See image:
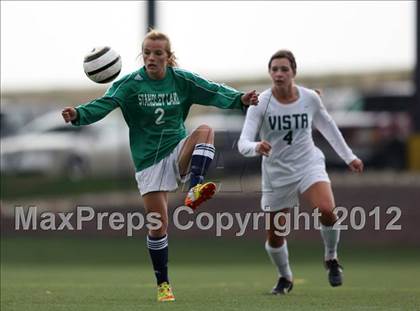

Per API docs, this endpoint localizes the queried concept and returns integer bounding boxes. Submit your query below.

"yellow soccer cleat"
[157,282,175,302]
[184,182,216,210]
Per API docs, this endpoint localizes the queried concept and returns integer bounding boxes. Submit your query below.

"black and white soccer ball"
[83,46,122,84]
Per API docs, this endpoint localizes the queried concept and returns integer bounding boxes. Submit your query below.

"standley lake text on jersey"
[138,93,181,107]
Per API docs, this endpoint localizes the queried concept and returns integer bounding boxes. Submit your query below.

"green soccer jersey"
[73,66,244,172]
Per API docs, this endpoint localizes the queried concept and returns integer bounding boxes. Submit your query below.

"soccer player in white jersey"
[238,50,363,294]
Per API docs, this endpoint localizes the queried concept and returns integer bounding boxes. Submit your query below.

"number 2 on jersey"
[154,108,165,125]
[283,130,293,145]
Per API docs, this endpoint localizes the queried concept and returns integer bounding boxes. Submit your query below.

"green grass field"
[1,237,419,311]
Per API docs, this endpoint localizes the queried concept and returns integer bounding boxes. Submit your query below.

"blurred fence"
[1,172,419,246]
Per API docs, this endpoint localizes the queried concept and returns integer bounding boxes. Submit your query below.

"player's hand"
[256,140,271,157]
[348,158,364,173]
[62,107,78,123]
[241,90,259,106]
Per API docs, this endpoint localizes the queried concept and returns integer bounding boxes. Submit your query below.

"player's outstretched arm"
[312,93,358,165]
[62,107,78,123]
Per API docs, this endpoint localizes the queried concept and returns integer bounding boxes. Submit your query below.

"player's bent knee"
[316,203,335,215]
[148,227,167,238]
[317,206,337,226]
[194,124,214,141]
[196,124,213,132]
[267,232,286,248]
[148,220,168,237]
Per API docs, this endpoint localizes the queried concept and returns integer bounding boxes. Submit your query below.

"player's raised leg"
[178,124,216,209]
[302,181,343,287]
[266,209,294,295]
[143,191,175,302]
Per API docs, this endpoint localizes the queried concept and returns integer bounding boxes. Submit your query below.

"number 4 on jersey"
[283,130,293,145]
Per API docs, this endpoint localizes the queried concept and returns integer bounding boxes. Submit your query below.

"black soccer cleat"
[271,277,293,295]
[325,259,343,287]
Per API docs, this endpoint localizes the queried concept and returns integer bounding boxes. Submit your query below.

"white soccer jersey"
[238,85,356,189]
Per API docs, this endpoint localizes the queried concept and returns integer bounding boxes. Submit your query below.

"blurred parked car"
[1,110,133,179]
[187,88,414,173]
[316,91,413,169]
[0,102,45,138]
[3,87,410,181]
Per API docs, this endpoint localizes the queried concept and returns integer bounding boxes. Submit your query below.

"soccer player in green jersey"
[62,30,258,302]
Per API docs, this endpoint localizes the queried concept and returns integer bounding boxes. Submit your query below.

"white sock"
[265,240,293,281]
[320,224,340,261]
